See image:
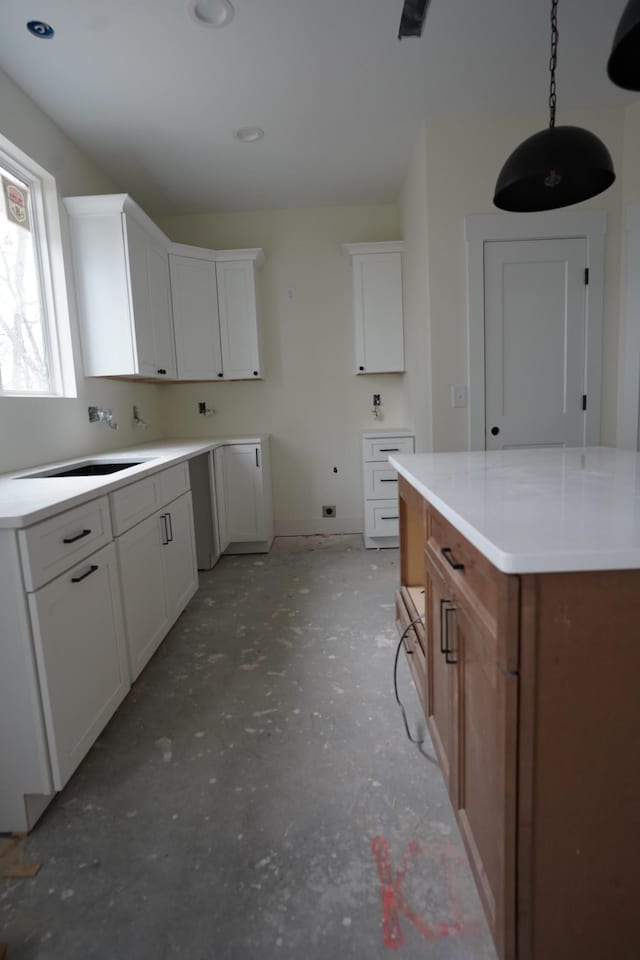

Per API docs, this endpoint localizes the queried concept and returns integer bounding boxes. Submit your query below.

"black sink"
[23,460,144,478]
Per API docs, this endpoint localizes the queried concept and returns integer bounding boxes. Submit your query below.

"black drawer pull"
[439,599,458,664]
[63,528,91,544]
[379,447,400,452]
[379,478,397,483]
[441,547,464,571]
[166,512,173,542]
[71,564,98,583]
[381,515,399,521]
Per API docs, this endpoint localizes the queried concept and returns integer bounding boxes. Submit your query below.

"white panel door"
[123,215,156,377]
[147,244,177,378]
[354,253,404,373]
[216,261,261,380]
[222,444,264,542]
[484,238,587,450]
[28,543,129,790]
[117,511,170,680]
[170,254,223,380]
[162,491,198,620]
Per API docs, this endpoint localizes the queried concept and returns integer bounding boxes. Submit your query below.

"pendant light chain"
[548,0,559,128]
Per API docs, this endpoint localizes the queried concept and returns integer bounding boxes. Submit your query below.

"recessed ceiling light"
[188,0,234,28]
[26,20,55,38]
[235,127,264,143]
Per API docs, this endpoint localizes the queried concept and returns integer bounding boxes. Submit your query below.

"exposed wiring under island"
[393,614,438,765]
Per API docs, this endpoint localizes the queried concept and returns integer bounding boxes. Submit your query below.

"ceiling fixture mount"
[608,0,640,91]
[398,0,432,39]
[26,20,55,39]
[493,0,615,212]
[235,127,264,143]
[188,0,234,29]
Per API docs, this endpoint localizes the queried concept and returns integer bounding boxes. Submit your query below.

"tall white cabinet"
[344,242,406,374]
[169,245,264,381]
[65,194,177,379]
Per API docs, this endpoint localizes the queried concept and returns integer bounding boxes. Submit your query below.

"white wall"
[0,69,165,473]
[421,107,625,450]
[399,125,433,453]
[157,205,407,536]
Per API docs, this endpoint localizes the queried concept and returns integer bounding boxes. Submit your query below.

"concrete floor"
[1,535,497,960]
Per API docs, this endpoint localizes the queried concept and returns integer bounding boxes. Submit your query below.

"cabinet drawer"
[110,475,163,535]
[365,499,400,537]
[363,435,414,461]
[19,497,112,591]
[364,462,399,499]
[395,587,427,711]
[426,506,519,672]
[159,461,190,505]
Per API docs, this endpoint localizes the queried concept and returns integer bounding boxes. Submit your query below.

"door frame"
[465,210,607,450]
[618,202,640,450]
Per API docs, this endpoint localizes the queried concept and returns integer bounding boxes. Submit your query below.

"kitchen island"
[390,447,640,960]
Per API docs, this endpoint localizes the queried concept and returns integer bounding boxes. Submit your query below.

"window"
[0,137,75,397]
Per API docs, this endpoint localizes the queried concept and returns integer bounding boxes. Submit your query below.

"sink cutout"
[23,460,145,478]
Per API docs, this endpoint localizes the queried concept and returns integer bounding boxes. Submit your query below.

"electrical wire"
[394,615,438,765]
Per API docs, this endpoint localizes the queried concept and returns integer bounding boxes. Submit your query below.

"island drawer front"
[426,506,519,673]
[159,462,190,506]
[19,497,112,592]
[110,475,163,535]
[365,499,401,537]
[363,436,414,461]
[364,462,399,499]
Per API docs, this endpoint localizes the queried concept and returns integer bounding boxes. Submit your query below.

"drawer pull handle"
[166,512,173,542]
[381,515,399,521]
[71,564,99,583]
[439,598,458,664]
[161,514,169,546]
[63,528,92,544]
[379,478,397,483]
[441,547,464,571]
[379,447,400,452]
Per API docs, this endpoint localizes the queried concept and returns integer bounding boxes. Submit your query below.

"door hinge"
[582,394,587,411]
[584,267,590,285]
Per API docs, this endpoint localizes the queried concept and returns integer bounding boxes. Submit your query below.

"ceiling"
[0,0,634,215]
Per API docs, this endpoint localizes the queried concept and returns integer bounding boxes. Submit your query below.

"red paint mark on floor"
[370,836,483,950]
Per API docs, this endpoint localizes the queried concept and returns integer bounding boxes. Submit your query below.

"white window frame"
[0,133,76,398]
[465,210,606,450]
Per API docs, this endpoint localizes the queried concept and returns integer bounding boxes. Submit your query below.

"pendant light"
[493,0,615,212]
[608,0,640,90]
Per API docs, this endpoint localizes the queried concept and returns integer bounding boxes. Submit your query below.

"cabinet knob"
[157,368,166,375]
[490,426,500,436]
[218,372,224,378]
[253,371,259,376]
[359,365,365,371]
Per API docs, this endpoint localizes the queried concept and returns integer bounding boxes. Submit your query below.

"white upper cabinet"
[169,244,264,382]
[344,242,406,374]
[64,194,176,379]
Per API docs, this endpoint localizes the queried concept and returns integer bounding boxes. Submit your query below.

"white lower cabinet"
[28,542,129,789]
[214,439,273,554]
[115,484,198,681]
[362,430,415,548]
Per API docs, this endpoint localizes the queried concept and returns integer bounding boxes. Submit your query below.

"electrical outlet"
[322,505,336,518]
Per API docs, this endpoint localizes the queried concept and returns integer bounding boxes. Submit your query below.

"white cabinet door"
[216,260,261,380]
[213,446,230,553]
[117,512,171,680]
[353,252,404,374]
[220,443,265,542]
[170,254,223,380]
[123,214,157,378]
[147,243,177,379]
[28,542,129,790]
[162,491,198,619]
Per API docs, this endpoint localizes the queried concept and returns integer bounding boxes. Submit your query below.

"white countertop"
[0,437,267,529]
[390,446,640,574]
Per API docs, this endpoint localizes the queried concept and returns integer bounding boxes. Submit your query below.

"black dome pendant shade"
[494,125,616,212]
[608,0,640,90]
[493,0,615,212]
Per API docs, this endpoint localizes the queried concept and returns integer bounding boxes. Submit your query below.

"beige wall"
[399,125,433,453]
[0,69,165,474]
[422,107,625,450]
[157,205,407,536]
